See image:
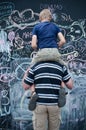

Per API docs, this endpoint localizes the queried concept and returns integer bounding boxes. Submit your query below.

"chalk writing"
[0,1,86,130]
[9,9,39,29]
[0,2,15,19]
[40,3,63,11]
[0,88,11,116]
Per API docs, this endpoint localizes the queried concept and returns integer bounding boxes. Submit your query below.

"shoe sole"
[28,94,39,111]
[58,88,66,107]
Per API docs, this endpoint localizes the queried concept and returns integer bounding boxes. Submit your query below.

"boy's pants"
[31,48,65,66]
[32,105,61,130]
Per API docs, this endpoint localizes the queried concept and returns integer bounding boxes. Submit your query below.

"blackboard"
[0,0,86,130]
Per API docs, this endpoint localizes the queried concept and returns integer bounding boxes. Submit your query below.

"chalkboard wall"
[0,0,86,130]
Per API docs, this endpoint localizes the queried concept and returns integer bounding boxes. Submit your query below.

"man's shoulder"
[33,61,64,67]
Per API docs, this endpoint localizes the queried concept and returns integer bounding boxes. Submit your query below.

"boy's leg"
[31,48,66,65]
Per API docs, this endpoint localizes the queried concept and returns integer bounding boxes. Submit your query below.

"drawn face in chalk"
[67,21,85,41]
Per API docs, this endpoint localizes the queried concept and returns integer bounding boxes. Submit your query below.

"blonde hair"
[39,9,52,21]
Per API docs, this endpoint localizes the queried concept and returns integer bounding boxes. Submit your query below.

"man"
[22,61,73,130]
[27,9,66,110]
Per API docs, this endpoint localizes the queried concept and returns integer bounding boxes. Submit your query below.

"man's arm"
[64,78,73,90]
[22,70,31,90]
[31,35,37,50]
[57,32,66,48]
[62,66,73,90]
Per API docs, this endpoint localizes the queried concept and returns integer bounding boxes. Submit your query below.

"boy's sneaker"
[58,87,68,107]
[28,92,38,111]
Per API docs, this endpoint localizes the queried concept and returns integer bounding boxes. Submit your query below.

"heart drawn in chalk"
[9,9,39,29]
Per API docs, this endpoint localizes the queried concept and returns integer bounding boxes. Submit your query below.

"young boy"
[25,9,66,111]
[31,9,66,65]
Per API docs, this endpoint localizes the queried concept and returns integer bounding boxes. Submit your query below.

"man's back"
[24,61,71,105]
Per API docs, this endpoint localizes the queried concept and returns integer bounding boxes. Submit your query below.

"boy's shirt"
[32,21,61,49]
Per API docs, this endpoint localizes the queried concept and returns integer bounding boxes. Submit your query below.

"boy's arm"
[31,35,37,50]
[57,32,66,48]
